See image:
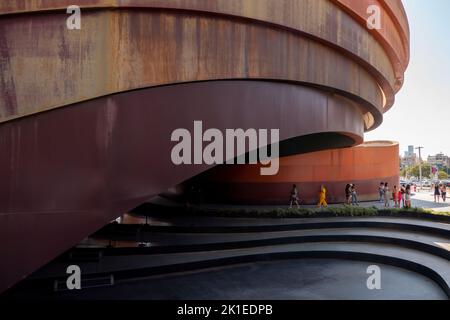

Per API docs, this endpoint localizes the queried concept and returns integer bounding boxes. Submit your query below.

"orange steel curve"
[177,141,400,204]
[0,1,409,292]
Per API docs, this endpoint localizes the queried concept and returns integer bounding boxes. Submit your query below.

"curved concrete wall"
[178,141,400,205]
[0,1,409,292]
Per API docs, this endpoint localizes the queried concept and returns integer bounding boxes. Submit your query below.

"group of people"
[433,183,447,202]
[379,182,412,208]
[289,184,355,208]
[289,181,448,209]
[345,184,359,206]
[289,181,418,209]
[289,184,328,208]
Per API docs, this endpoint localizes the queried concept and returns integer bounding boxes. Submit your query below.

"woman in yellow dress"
[317,185,328,207]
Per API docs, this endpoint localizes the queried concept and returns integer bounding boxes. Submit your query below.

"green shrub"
[186,204,449,219]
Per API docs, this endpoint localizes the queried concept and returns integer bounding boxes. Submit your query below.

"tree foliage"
[401,162,449,180]
[401,163,432,178]
[438,171,449,180]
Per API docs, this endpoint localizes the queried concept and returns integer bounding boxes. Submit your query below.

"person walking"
[289,184,300,208]
[351,184,359,206]
[379,182,385,203]
[441,184,447,202]
[404,185,412,208]
[383,182,390,207]
[400,185,406,208]
[434,183,441,203]
[317,185,328,208]
[392,185,399,208]
[345,184,352,205]
[397,187,403,208]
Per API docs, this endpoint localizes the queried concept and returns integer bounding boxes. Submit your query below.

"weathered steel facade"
[176,141,400,205]
[0,1,409,292]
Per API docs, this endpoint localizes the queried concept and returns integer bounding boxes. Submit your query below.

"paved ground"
[116,214,450,229]
[233,190,450,211]
[145,193,450,213]
[332,190,450,212]
[9,214,450,300]
[10,196,450,300]
[410,190,450,212]
[30,259,447,300]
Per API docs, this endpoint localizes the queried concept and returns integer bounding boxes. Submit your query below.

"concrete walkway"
[117,213,450,229]
[23,259,447,300]
[411,190,450,212]
[9,214,450,300]
[27,216,450,295]
[146,193,450,213]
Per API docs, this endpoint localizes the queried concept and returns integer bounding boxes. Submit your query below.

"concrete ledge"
[98,217,450,236]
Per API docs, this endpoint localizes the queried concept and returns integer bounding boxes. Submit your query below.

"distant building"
[427,153,450,169]
[401,145,418,169]
[407,145,414,155]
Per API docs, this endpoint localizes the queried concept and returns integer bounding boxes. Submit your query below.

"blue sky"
[365,0,450,158]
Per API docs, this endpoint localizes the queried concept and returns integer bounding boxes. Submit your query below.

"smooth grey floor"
[11,215,449,300]
[41,259,447,300]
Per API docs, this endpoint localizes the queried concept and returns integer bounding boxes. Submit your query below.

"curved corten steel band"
[0,1,410,293]
[1,10,383,128]
[0,0,408,84]
[0,0,409,123]
[0,80,364,291]
[176,141,400,205]
[331,0,409,94]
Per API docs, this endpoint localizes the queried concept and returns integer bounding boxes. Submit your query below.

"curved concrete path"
[7,215,450,300]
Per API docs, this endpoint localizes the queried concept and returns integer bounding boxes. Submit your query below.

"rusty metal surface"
[0,1,410,124]
[0,0,410,80]
[331,0,409,95]
[0,80,364,292]
[179,141,400,204]
[0,10,384,128]
[382,0,410,40]
[0,0,410,293]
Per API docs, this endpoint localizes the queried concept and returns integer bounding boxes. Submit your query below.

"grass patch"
[186,205,450,220]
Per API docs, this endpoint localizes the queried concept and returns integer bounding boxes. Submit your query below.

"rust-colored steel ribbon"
[176,141,400,205]
[0,0,409,292]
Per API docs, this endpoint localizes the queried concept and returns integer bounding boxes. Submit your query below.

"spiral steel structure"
[0,0,409,292]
